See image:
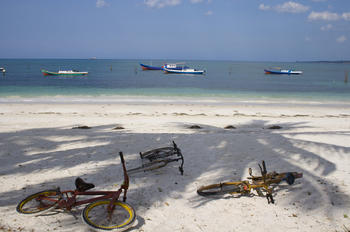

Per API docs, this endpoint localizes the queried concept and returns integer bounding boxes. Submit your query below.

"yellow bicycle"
[197,161,303,204]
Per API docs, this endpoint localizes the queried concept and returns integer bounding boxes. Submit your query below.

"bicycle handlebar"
[119,152,125,164]
[262,161,267,175]
[172,141,178,150]
[119,152,129,191]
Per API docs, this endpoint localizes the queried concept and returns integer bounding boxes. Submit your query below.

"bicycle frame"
[248,161,302,203]
[37,152,129,212]
[56,189,123,211]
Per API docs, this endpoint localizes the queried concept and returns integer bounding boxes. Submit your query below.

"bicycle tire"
[128,160,167,173]
[141,147,175,161]
[16,189,60,215]
[82,200,136,231]
[197,183,242,196]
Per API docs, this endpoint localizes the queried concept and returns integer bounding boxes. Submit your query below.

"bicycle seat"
[283,173,295,185]
[75,177,95,192]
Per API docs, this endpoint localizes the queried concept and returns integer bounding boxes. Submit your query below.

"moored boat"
[163,67,205,75]
[162,63,184,70]
[140,63,163,70]
[140,63,184,70]
[41,69,88,76]
[264,68,303,75]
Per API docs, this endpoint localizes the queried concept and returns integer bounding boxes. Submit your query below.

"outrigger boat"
[41,69,88,76]
[264,68,303,75]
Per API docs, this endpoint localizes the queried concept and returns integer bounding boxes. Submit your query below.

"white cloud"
[259,4,270,11]
[342,12,350,21]
[308,11,340,21]
[144,0,181,8]
[190,0,203,3]
[205,10,213,16]
[320,24,332,31]
[336,35,346,43]
[275,1,309,13]
[259,2,308,13]
[96,0,108,8]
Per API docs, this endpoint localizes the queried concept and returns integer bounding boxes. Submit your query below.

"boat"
[162,63,184,70]
[163,66,205,75]
[41,69,88,76]
[140,63,184,71]
[264,68,303,75]
[140,63,163,70]
[0,67,5,73]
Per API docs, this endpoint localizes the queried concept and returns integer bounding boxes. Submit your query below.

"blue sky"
[0,0,349,61]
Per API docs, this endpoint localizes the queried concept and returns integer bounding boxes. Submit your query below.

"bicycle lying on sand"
[128,141,184,175]
[197,160,303,204]
[16,152,136,231]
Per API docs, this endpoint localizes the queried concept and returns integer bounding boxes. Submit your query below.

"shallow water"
[0,59,349,101]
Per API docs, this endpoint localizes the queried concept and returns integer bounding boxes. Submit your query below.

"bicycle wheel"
[141,147,174,161]
[16,189,60,214]
[82,200,136,231]
[128,160,167,174]
[197,183,242,196]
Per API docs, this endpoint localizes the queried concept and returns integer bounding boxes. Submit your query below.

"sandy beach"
[0,97,350,232]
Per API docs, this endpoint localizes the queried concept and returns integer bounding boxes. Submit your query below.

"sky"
[0,0,349,61]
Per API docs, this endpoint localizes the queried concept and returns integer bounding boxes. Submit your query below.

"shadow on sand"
[0,120,349,230]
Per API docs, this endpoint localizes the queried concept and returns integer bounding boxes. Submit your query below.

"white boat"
[41,69,88,76]
[162,63,185,70]
[0,67,5,73]
[264,68,303,75]
[163,67,205,75]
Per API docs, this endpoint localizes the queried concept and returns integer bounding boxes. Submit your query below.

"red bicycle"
[16,152,136,231]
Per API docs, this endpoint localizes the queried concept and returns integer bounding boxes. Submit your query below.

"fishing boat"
[41,69,88,76]
[140,63,163,70]
[140,63,184,71]
[163,67,205,75]
[0,67,5,73]
[162,63,183,70]
[264,68,303,75]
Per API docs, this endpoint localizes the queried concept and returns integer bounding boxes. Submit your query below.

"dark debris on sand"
[188,125,202,129]
[72,126,91,129]
[113,126,125,130]
[267,125,282,129]
[224,125,236,129]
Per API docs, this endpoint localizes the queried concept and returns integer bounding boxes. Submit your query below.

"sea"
[0,59,349,103]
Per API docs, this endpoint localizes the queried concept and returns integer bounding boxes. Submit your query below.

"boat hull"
[140,64,162,70]
[264,69,302,75]
[163,68,205,75]
[41,69,88,76]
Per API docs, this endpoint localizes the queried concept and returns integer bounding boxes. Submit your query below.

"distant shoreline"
[296,60,350,63]
[1,58,350,63]
[1,95,350,108]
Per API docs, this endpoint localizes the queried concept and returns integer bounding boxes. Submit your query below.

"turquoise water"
[0,59,349,101]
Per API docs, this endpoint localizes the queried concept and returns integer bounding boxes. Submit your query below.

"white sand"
[0,97,350,232]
